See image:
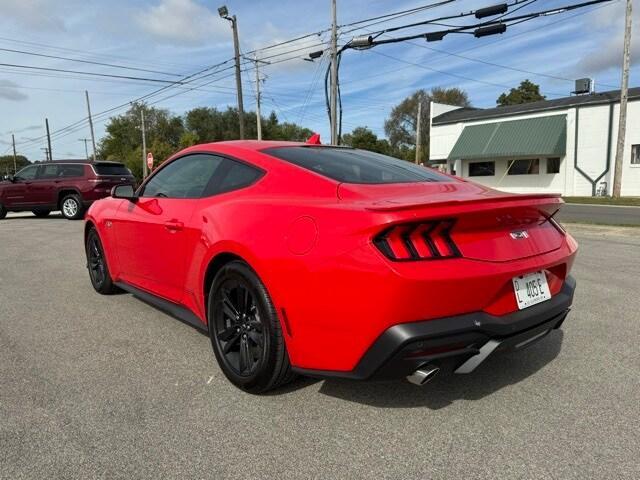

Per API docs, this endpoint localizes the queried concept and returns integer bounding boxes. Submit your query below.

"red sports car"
[85,141,577,393]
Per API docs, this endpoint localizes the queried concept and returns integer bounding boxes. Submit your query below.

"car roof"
[31,160,125,165]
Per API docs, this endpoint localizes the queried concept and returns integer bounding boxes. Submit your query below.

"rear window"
[94,163,131,176]
[263,146,448,184]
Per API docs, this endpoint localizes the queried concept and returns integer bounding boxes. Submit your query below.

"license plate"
[512,271,551,310]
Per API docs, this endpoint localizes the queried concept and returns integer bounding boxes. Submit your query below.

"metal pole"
[230,16,245,139]
[141,109,148,179]
[415,101,422,164]
[45,118,52,161]
[612,0,633,198]
[79,139,89,159]
[11,133,17,173]
[85,90,97,162]
[330,0,338,145]
[255,54,262,141]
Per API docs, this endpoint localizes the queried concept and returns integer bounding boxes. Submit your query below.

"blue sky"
[0,0,638,161]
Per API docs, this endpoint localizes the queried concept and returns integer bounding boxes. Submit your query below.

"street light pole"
[219,6,245,140]
[330,0,338,145]
[612,0,633,198]
[141,108,148,179]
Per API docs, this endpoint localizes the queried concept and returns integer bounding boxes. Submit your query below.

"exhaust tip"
[406,364,440,386]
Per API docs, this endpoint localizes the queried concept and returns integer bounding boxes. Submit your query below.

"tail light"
[373,219,461,261]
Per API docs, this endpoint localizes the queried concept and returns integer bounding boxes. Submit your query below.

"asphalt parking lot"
[1,214,639,479]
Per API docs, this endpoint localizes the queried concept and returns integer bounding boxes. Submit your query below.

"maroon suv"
[0,160,135,220]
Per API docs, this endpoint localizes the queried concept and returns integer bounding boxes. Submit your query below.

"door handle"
[164,220,184,232]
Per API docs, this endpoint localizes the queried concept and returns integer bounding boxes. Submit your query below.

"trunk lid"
[338,181,565,263]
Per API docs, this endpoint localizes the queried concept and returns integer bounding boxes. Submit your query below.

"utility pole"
[85,90,97,161]
[330,0,339,145]
[415,101,422,164]
[141,108,148,179]
[219,7,245,139]
[45,118,52,161]
[248,54,271,141]
[78,138,90,159]
[41,148,50,162]
[613,0,633,198]
[11,133,17,173]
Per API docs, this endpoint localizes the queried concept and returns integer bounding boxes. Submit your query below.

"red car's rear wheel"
[208,260,295,393]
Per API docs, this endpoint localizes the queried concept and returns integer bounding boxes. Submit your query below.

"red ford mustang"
[85,141,577,393]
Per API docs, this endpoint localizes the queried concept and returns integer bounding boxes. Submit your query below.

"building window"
[632,145,640,165]
[468,161,495,176]
[508,158,539,175]
[547,157,561,174]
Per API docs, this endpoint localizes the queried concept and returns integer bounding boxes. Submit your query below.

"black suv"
[0,160,135,220]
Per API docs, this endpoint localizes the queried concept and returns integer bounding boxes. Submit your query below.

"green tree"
[0,154,29,175]
[341,127,390,154]
[98,103,184,179]
[497,79,546,106]
[384,87,470,162]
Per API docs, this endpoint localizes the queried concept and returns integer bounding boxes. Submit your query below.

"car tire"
[0,204,6,219]
[208,260,296,393]
[32,209,51,218]
[60,194,84,220]
[85,227,119,295]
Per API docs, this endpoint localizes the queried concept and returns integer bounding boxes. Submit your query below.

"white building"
[429,88,640,197]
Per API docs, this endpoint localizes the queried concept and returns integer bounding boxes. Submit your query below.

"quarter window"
[468,161,495,177]
[632,145,640,165]
[508,159,539,175]
[15,165,38,180]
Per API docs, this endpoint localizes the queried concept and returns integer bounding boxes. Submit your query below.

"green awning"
[448,114,566,160]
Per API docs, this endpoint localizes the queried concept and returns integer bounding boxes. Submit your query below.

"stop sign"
[146,152,154,171]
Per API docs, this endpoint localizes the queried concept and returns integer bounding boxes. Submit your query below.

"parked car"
[0,160,135,220]
[84,141,577,393]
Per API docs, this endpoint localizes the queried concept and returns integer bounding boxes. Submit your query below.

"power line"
[0,47,181,76]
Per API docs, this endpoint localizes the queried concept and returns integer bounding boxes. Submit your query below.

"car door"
[31,164,59,206]
[113,153,224,304]
[3,165,39,207]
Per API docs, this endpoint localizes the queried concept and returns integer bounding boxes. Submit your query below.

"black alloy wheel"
[85,228,118,294]
[208,261,295,393]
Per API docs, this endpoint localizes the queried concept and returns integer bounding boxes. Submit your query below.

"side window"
[15,165,38,180]
[205,158,264,196]
[38,164,60,179]
[142,154,223,199]
[59,164,85,178]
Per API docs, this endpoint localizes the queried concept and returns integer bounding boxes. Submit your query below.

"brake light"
[373,219,461,261]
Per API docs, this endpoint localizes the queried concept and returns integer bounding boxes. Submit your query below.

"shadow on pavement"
[4,213,64,220]
[316,329,564,409]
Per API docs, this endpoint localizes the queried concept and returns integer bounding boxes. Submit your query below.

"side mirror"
[3,174,14,182]
[111,184,138,201]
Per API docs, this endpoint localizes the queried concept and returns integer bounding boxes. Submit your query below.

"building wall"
[431,100,640,196]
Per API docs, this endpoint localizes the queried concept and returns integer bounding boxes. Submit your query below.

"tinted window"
[59,164,85,177]
[546,157,560,174]
[631,145,640,165]
[38,164,59,179]
[263,147,448,184]
[94,163,131,176]
[205,159,264,196]
[142,154,223,198]
[508,159,539,175]
[15,165,38,180]
[468,161,495,177]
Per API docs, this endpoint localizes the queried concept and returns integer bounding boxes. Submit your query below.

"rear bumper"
[293,275,575,380]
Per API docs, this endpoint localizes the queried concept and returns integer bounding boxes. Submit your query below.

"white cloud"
[135,0,228,46]
[2,0,65,31]
[0,80,28,102]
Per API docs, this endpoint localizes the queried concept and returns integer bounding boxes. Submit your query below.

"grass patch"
[562,196,640,207]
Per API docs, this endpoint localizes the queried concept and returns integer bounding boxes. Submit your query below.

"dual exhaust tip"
[406,364,440,386]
